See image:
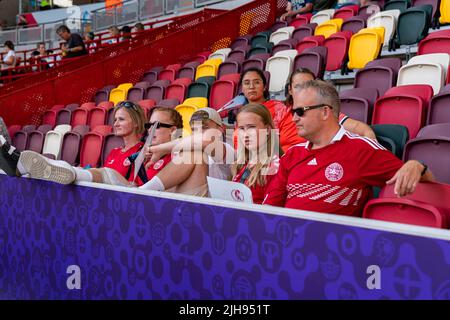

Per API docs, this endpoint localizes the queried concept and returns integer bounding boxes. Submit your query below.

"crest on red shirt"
[231,189,245,202]
[153,159,164,170]
[325,162,344,182]
[123,158,131,166]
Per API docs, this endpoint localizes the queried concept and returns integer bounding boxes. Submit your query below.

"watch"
[418,160,428,176]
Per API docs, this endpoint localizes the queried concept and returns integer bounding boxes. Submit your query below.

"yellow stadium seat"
[195,59,222,80]
[347,28,384,70]
[314,18,344,39]
[439,0,450,24]
[109,83,133,105]
[175,98,208,136]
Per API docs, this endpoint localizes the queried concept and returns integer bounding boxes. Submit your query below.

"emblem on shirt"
[325,162,344,182]
[123,158,131,166]
[153,159,164,170]
[231,189,245,202]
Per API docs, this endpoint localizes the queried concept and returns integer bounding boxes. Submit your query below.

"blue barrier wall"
[0,174,449,299]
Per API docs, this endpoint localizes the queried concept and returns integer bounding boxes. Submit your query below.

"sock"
[139,176,165,191]
[73,167,93,182]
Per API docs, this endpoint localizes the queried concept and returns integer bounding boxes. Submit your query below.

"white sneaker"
[19,151,76,184]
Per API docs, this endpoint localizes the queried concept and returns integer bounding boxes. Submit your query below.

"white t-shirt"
[1,50,15,70]
[208,142,235,181]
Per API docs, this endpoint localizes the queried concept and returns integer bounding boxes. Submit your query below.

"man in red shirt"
[263,80,434,216]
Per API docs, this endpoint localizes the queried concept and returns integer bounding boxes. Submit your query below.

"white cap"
[190,107,222,127]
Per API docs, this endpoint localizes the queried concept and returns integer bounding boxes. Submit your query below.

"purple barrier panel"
[0,174,449,300]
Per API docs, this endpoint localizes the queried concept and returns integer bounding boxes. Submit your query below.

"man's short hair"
[56,25,70,34]
[299,80,340,117]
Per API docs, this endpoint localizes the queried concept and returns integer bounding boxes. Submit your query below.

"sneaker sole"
[20,151,75,184]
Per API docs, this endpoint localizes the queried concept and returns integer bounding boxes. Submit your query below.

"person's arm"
[280,2,293,21]
[386,160,435,197]
[342,118,376,140]
[262,155,288,207]
[3,55,15,66]
[292,2,313,15]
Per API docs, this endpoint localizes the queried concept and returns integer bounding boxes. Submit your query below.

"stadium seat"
[146,80,171,104]
[230,35,252,50]
[296,35,325,53]
[367,10,401,46]
[195,59,222,80]
[439,0,450,25]
[97,101,114,110]
[56,108,72,125]
[311,9,336,25]
[363,197,447,228]
[272,39,298,55]
[340,87,379,123]
[138,99,157,119]
[371,124,409,158]
[403,123,450,184]
[158,64,182,82]
[294,46,327,79]
[418,30,450,57]
[242,53,271,71]
[333,5,359,20]
[292,23,317,42]
[101,134,124,165]
[127,82,152,103]
[372,84,433,138]
[412,0,440,27]
[70,103,96,127]
[109,83,133,105]
[226,48,249,63]
[323,31,352,71]
[60,125,90,165]
[7,125,21,141]
[194,51,212,64]
[314,18,344,39]
[42,104,65,127]
[383,0,410,13]
[271,20,288,32]
[341,15,366,34]
[269,26,295,45]
[210,78,238,117]
[178,61,201,81]
[428,86,450,124]
[251,31,272,48]
[248,44,273,57]
[397,53,448,94]
[157,99,180,109]
[289,13,313,28]
[27,125,53,153]
[347,28,384,70]
[266,51,296,93]
[209,48,232,62]
[358,4,381,20]
[217,61,241,79]
[94,85,115,105]
[42,124,72,159]
[377,181,450,227]
[354,57,402,95]
[89,107,109,128]
[142,66,164,84]
[391,5,431,50]
[175,98,208,136]
[165,78,192,102]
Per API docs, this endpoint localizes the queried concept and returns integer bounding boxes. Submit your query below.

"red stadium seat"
[295,35,325,54]
[89,107,108,128]
[7,125,22,140]
[333,5,359,21]
[146,80,171,104]
[323,31,352,71]
[102,133,124,165]
[97,101,114,110]
[60,125,90,165]
[27,125,52,153]
[210,79,238,117]
[289,13,313,28]
[165,78,192,102]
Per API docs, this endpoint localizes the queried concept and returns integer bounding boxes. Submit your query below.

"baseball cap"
[190,107,222,127]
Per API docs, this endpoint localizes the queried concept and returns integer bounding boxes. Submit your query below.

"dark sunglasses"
[291,103,331,117]
[117,101,139,111]
[145,121,174,129]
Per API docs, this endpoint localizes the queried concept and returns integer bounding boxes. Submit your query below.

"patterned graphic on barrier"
[0,175,449,299]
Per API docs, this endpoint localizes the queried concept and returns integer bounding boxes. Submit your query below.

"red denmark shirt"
[263,127,403,217]
[144,154,172,182]
[103,142,143,183]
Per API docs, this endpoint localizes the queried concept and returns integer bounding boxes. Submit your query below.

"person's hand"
[280,12,288,21]
[386,160,424,197]
[144,145,165,168]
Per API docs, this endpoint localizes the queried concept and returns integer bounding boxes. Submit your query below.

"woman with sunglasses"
[0,101,163,186]
[238,68,305,153]
[231,103,282,204]
[285,68,376,139]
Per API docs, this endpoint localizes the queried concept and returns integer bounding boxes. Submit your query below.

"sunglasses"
[145,121,174,129]
[117,101,139,111]
[291,103,331,117]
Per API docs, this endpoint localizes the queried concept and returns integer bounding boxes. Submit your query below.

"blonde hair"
[233,103,282,188]
[113,102,146,136]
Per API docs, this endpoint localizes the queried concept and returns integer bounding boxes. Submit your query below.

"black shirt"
[66,33,88,58]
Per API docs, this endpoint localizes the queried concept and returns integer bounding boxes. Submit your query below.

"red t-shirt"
[144,154,172,182]
[232,158,279,204]
[263,127,404,217]
[103,142,143,182]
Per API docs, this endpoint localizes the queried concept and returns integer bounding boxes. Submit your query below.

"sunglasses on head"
[117,101,139,111]
[291,103,331,117]
[145,121,174,130]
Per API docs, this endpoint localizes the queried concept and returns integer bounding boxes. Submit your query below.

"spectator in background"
[107,26,120,44]
[84,31,97,50]
[280,0,314,22]
[133,22,145,33]
[56,25,87,58]
[121,25,132,41]
[1,41,16,71]
[313,0,337,12]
